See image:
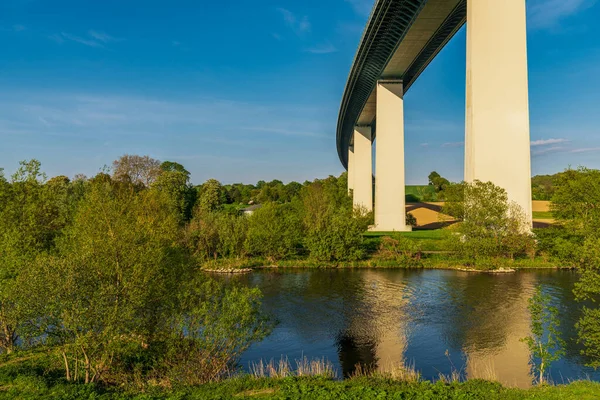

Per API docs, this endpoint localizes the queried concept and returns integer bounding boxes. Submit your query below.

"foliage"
[0,160,74,353]
[20,179,188,384]
[0,159,272,389]
[112,154,161,187]
[521,285,565,384]
[162,278,273,385]
[376,234,422,267]
[185,211,249,262]
[428,171,450,193]
[245,203,303,261]
[551,168,600,236]
[406,212,417,227]
[550,168,600,368]
[443,181,534,263]
[301,180,371,262]
[197,178,226,213]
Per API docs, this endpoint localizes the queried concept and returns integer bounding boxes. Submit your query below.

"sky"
[1,0,599,185]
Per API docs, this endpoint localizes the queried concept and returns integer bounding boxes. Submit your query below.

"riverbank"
[3,364,599,400]
[200,255,564,274]
[201,228,567,273]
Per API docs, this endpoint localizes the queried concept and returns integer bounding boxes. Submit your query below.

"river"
[219,269,599,388]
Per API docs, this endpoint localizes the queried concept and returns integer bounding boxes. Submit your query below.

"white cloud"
[532,146,567,156]
[531,138,569,146]
[441,142,464,148]
[528,0,596,30]
[49,30,119,48]
[305,42,338,54]
[570,147,600,153]
[277,8,311,36]
[13,24,26,32]
[88,30,118,43]
[345,0,374,17]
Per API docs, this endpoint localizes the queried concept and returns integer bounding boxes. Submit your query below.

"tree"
[521,285,565,384]
[550,168,600,367]
[197,179,226,213]
[22,179,187,383]
[153,162,196,222]
[552,168,600,237]
[245,203,303,261]
[0,160,73,353]
[112,154,161,187]
[443,180,533,263]
[428,171,450,193]
[301,181,370,262]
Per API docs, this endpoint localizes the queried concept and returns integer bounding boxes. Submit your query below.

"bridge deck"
[337,0,466,167]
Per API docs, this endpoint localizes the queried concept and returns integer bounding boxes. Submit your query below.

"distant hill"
[406,185,437,202]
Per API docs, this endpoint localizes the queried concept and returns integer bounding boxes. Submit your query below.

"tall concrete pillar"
[465,0,532,225]
[353,126,373,211]
[348,142,355,195]
[373,80,410,231]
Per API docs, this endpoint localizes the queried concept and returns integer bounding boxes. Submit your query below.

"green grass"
[1,359,599,400]
[364,229,447,252]
[532,211,554,220]
[406,185,437,202]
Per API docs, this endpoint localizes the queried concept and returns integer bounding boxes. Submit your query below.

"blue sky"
[1,0,599,184]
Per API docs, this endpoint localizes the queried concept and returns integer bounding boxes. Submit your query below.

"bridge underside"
[338,0,466,168]
[339,0,532,231]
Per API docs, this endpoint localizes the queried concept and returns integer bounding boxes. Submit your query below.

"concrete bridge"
[339,0,532,231]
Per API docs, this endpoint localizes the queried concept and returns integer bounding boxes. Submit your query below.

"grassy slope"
[406,185,437,201]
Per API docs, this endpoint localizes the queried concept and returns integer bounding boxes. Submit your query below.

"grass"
[405,185,437,202]
[364,229,448,252]
[533,211,554,220]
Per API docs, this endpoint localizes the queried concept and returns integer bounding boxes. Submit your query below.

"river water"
[221,269,599,388]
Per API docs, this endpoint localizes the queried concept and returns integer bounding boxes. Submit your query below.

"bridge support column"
[353,126,373,211]
[348,143,355,195]
[465,0,532,226]
[373,80,410,232]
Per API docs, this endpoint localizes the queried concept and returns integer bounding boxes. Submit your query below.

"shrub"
[185,212,249,262]
[304,208,370,262]
[443,181,533,264]
[376,234,422,267]
[245,203,303,261]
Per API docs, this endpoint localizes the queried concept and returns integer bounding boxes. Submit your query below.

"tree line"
[0,155,374,387]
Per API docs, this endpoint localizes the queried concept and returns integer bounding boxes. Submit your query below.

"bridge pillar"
[353,126,373,211]
[465,0,532,225]
[372,80,410,232]
[348,143,355,195]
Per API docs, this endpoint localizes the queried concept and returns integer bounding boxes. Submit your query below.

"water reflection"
[226,269,599,388]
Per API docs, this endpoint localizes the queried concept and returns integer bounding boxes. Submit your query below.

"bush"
[443,181,534,264]
[304,208,370,262]
[376,234,422,267]
[185,211,249,262]
[245,203,303,261]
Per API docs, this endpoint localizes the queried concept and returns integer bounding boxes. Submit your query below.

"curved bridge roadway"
[337,0,532,232]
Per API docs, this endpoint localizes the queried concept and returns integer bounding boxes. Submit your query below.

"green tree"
[245,203,303,261]
[301,181,370,262]
[22,179,188,383]
[550,168,600,367]
[521,285,565,384]
[443,180,533,263]
[152,161,196,222]
[428,171,450,193]
[0,160,73,353]
[197,179,226,213]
